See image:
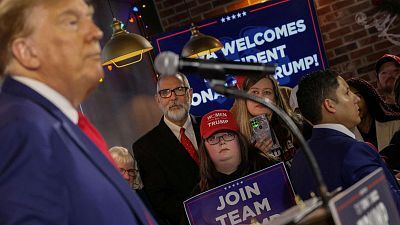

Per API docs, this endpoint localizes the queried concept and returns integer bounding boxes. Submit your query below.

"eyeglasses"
[158,87,189,98]
[248,89,274,98]
[119,168,137,177]
[206,132,236,145]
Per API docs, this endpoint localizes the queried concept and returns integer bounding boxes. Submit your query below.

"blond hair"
[109,146,144,189]
[109,146,134,165]
[0,0,91,75]
[231,75,302,152]
[0,0,48,75]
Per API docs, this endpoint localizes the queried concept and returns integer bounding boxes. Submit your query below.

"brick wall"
[315,0,400,83]
[154,0,400,83]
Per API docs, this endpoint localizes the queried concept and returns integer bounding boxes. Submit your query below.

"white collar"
[12,76,79,124]
[313,123,356,139]
[164,115,192,132]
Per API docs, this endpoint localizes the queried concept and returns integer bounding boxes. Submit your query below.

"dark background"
[85,0,400,150]
[84,0,163,150]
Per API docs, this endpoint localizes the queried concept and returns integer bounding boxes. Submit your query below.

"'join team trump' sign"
[183,162,295,225]
[152,0,328,116]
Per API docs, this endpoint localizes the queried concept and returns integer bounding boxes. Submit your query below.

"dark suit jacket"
[291,127,400,210]
[0,77,156,225]
[380,128,400,172]
[133,117,200,225]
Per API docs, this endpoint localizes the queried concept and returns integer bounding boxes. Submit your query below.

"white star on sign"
[221,17,225,23]
[242,11,247,16]
[231,14,236,19]
[226,16,231,21]
[237,13,241,18]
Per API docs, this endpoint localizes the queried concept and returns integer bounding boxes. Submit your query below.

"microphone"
[154,51,276,79]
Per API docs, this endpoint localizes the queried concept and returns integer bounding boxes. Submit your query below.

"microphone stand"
[207,79,332,224]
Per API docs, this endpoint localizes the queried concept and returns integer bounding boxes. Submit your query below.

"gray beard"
[163,104,190,123]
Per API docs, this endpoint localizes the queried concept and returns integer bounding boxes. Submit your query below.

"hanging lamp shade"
[101,18,153,68]
[181,24,223,58]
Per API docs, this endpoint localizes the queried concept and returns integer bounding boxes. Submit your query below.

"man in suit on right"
[291,70,400,209]
[133,73,200,225]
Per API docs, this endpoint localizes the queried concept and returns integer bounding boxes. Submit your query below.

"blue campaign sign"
[183,162,295,225]
[151,0,328,116]
[329,168,400,225]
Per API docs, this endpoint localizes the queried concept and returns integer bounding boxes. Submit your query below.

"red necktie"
[180,128,199,165]
[78,112,117,168]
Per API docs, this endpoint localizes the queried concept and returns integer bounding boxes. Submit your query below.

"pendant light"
[181,0,223,58]
[101,0,153,68]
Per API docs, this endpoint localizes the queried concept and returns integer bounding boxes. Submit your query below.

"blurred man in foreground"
[0,0,156,224]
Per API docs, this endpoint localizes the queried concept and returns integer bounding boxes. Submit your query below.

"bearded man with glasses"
[132,73,201,225]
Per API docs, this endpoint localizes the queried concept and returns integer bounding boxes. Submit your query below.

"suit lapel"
[58,121,154,225]
[157,118,199,169]
[190,115,202,146]
[158,118,186,153]
[2,77,153,224]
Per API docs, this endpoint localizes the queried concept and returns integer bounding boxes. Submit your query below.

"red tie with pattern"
[78,112,117,168]
[180,127,199,165]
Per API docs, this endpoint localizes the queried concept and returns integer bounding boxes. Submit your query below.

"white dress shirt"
[164,115,199,151]
[12,76,78,124]
[314,123,356,139]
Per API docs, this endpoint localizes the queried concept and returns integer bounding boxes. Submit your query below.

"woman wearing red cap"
[196,109,276,192]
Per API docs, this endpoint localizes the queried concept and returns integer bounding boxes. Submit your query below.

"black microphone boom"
[154,51,276,80]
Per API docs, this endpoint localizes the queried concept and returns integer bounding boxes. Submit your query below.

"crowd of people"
[0,0,400,224]
[127,54,400,224]
[132,55,400,224]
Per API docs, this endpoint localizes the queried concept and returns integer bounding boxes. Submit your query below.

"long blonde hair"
[231,75,302,150]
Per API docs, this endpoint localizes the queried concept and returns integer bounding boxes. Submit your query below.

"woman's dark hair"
[347,77,400,122]
[198,132,250,192]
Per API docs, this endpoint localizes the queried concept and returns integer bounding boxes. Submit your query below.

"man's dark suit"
[133,117,200,225]
[0,78,156,225]
[291,127,400,210]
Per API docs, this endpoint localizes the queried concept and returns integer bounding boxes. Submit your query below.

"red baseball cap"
[200,109,239,139]
[375,54,400,76]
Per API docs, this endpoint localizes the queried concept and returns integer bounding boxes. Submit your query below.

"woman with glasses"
[109,146,159,219]
[109,146,144,190]
[196,109,276,192]
[231,75,303,166]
